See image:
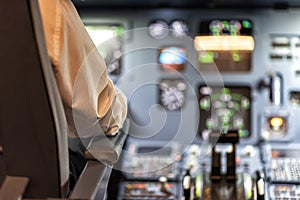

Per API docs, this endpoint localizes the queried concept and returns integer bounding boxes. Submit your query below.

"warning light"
[270,117,283,127]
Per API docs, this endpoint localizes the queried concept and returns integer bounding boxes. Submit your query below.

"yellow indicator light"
[194,36,255,51]
[270,117,283,127]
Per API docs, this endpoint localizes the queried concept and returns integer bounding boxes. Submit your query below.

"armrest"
[84,119,130,165]
[69,119,129,199]
[0,176,29,200]
[69,161,111,200]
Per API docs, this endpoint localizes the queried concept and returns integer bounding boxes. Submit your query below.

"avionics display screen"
[198,85,251,139]
[159,47,187,71]
[196,19,254,72]
[85,24,124,75]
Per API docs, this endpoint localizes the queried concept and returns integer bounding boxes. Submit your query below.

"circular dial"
[148,20,169,39]
[160,80,186,110]
[160,87,184,110]
[170,20,188,37]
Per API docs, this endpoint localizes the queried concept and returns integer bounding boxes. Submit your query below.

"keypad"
[270,158,300,183]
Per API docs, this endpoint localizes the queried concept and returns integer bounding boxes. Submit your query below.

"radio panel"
[198,85,251,139]
[121,143,182,181]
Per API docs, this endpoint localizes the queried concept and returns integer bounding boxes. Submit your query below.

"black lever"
[255,170,265,200]
[182,169,191,200]
[209,130,239,182]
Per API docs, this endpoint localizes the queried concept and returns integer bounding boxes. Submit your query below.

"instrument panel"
[80,7,300,200]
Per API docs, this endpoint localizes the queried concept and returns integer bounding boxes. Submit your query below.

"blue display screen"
[159,47,186,71]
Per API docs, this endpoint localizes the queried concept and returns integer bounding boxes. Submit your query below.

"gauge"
[170,20,188,37]
[159,80,186,110]
[160,87,184,110]
[148,20,169,39]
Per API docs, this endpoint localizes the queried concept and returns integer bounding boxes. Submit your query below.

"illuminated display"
[195,19,254,72]
[85,25,124,75]
[198,85,251,139]
[159,79,187,111]
[159,47,187,71]
[194,36,254,51]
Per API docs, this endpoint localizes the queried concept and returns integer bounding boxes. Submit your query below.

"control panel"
[121,143,182,181]
[118,181,179,200]
[262,145,300,200]
[80,6,300,200]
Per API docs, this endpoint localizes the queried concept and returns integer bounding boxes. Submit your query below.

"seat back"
[0,0,69,198]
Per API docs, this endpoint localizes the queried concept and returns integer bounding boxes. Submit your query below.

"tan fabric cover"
[38,0,127,137]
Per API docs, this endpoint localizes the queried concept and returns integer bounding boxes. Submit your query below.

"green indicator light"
[115,26,124,36]
[222,20,229,30]
[242,20,252,29]
[195,175,202,198]
[222,88,230,95]
[239,129,249,138]
[222,116,230,125]
[199,52,214,63]
[232,51,240,62]
[200,101,210,110]
[212,26,221,36]
[206,121,214,129]
[239,130,245,137]
[234,103,241,111]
